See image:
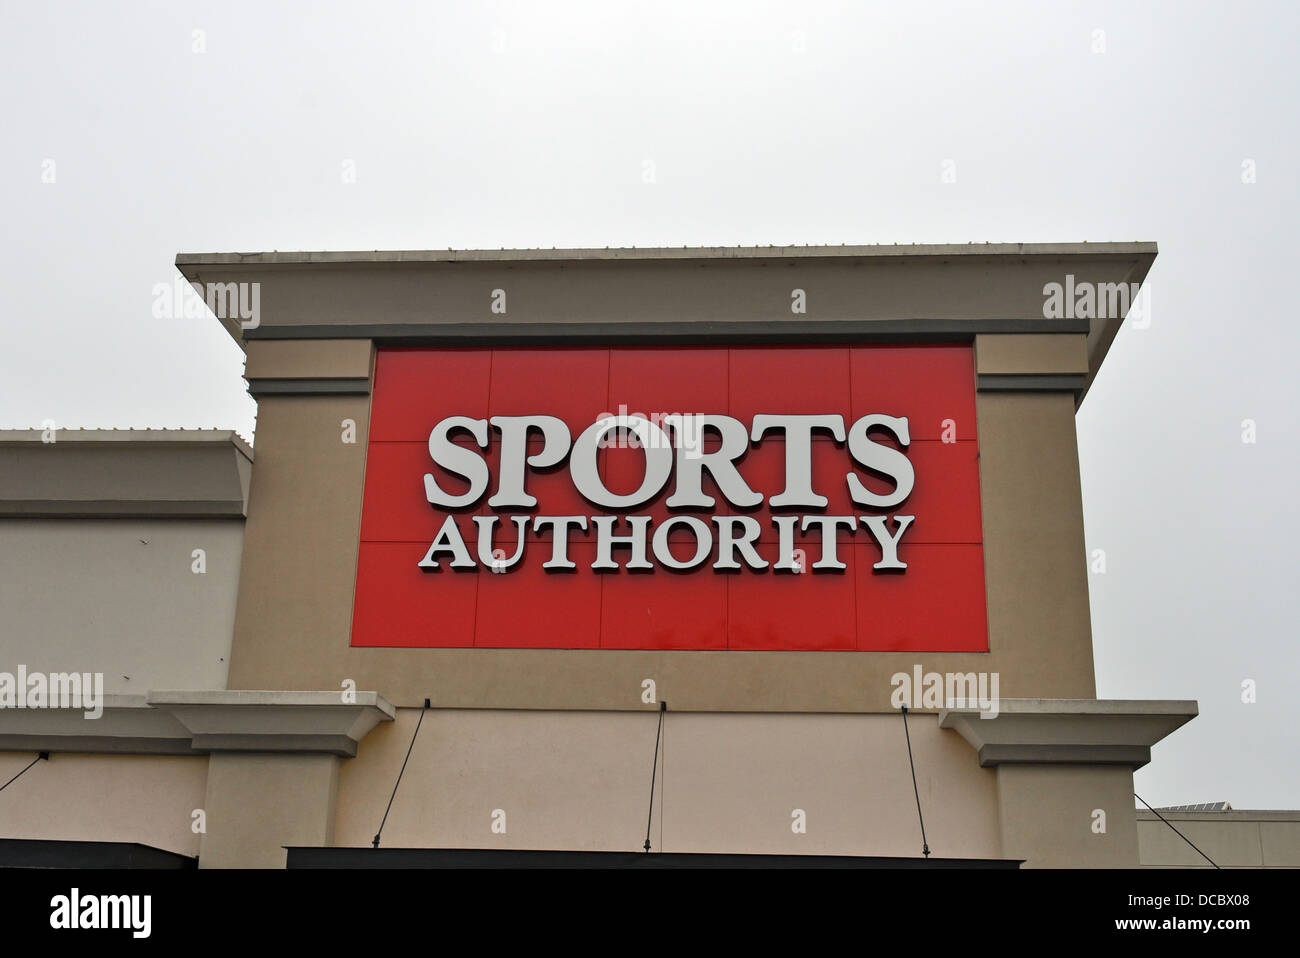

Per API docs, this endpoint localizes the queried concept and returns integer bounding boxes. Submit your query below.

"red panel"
[351,541,478,647]
[850,345,976,442]
[370,348,491,442]
[854,544,988,652]
[727,554,857,651]
[729,347,851,417]
[353,345,987,652]
[363,439,608,543]
[889,441,983,543]
[601,568,727,650]
[474,543,602,648]
[488,348,610,435]
[361,441,499,541]
[735,439,983,542]
[609,347,729,418]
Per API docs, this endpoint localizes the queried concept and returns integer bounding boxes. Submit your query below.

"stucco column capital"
[938,698,1197,769]
[146,690,396,757]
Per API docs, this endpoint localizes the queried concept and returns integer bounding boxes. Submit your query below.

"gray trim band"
[0,499,248,519]
[176,241,1159,267]
[247,377,372,397]
[189,733,360,757]
[976,374,1089,392]
[242,318,1092,345]
[0,734,201,756]
[0,692,395,758]
[977,743,1153,768]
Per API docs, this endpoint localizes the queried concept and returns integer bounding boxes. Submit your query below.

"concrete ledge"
[938,698,1198,769]
[176,242,1160,266]
[978,744,1151,766]
[0,430,253,519]
[147,690,396,757]
[0,691,395,758]
[1137,809,1300,822]
[0,694,197,755]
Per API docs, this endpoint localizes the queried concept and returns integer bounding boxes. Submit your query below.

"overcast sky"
[2,0,1295,809]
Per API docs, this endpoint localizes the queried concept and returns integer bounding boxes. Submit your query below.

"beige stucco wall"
[1138,811,1300,867]
[995,763,1140,867]
[198,753,339,868]
[212,331,1114,863]
[0,518,244,694]
[333,709,1001,858]
[975,333,1089,375]
[243,338,373,381]
[223,359,1097,711]
[0,752,207,857]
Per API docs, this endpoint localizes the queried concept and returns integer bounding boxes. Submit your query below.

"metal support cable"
[900,706,931,858]
[643,701,667,852]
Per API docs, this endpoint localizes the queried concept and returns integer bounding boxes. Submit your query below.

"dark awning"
[286,847,1019,869]
[0,839,196,869]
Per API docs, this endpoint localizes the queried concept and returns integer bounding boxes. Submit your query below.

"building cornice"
[175,241,1158,268]
[938,698,1198,769]
[175,242,1156,408]
[0,692,395,758]
[0,430,253,519]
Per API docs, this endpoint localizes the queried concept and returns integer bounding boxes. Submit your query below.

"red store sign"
[352,345,988,652]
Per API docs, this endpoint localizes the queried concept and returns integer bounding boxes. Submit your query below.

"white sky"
[1,0,1296,809]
